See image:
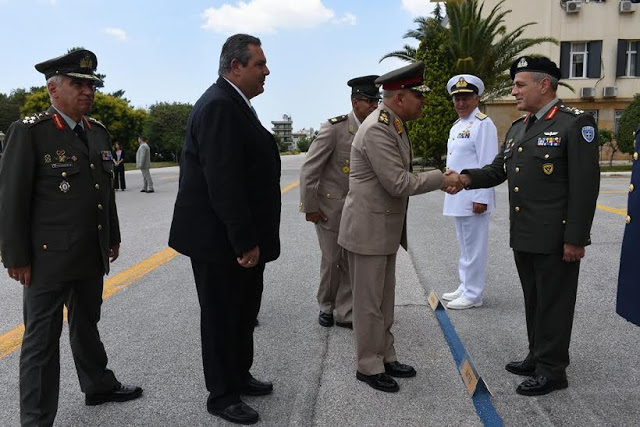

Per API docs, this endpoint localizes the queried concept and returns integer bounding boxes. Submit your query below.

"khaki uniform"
[338,105,443,375]
[299,112,357,321]
[0,106,121,426]
[464,100,600,379]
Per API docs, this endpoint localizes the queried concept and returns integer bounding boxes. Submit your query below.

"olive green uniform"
[0,106,121,426]
[463,99,600,380]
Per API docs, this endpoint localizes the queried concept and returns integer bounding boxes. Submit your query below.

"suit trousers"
[453,214,490,302]
[513,250,580,380]
[348,251,397,375]
[315,226,352,322]
[20,275,118,427]
[190,259,264,410]
[140,168,154,191]
[113,166,126,190]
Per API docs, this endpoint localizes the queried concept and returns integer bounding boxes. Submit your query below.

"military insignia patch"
[44,154,52,163]
[378,109,389,125]
[394,118,403,135]
[59,180,71,193]
[101,151,113,161]
[543,163,554,175]
[52,114,65,130]
[56,150,67,162]
[517,57,528,68]
[581,126,595,143]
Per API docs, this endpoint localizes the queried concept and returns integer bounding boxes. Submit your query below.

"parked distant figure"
[113,141,126,190]
[136,136,154,193]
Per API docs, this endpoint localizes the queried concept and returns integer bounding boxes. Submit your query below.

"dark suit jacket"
[464,100,600,254]
[169,77,281,264]
[0,106,120,280]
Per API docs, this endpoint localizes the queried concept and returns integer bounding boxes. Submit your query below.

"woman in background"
[113,141,126,190]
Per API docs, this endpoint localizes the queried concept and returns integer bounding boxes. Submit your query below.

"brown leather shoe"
[208,401,258,425]
[356,371,399,392]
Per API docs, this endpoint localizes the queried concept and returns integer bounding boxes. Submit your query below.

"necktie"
[74,124,88,146]
[525,114,537,132]
[250,106,259,119]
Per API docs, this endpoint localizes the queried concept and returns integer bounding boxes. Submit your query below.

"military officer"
[0,50,142,426]
[616,123,640,326]
[338,62,460,393]
[453,56,600,396]
[442,74,498,310]
[299,75,380,329]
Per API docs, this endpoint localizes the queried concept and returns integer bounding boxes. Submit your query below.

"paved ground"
[0,154,638,426]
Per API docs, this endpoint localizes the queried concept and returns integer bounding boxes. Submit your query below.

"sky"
[0,0,438,133]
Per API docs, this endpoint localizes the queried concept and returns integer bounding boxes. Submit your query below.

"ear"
[230,58,242,75]
[351,98,358,109]
[47,81,58,98]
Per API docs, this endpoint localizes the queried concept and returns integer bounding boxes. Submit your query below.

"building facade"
[271,114,294,150]
[479,0,639,148]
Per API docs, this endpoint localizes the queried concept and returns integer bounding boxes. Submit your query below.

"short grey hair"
[218,34,261,76]
[531,71,559,91]
[46,75,64,102]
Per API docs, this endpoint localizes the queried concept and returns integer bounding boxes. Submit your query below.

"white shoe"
[447,296,483,310]
[442,289,463,301]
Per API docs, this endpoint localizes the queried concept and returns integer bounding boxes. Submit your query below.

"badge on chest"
[537,132,561,147]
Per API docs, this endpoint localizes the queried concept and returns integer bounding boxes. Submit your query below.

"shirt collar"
[223,77,252,108]
[53,106,83,130]
[534,98,559,120]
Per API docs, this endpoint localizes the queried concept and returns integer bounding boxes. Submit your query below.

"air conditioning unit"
[564,1,582,13]
[580,87,596,98]
[620,1,637,13]
[603,86,618,97]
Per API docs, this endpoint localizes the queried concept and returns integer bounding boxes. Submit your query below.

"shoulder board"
[329,115,348,125]
[475,112,487,121]
[86,116,108,130]
[512,114,526,124]
[559,105,584,116]
[378,109,390,125]
[20,111,51,128]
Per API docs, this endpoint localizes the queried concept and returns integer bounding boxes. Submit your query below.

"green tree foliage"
[598,128,616,166]
[408,16,456,169]
[616,93,640,155]
[0,89,29,132]
[144,102,193,162]
[296,135,312,152]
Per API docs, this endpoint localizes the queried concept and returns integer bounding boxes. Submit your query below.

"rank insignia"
[517,57,528,68]
[52,114,65,130]
[101,151,113,161]
[56,150,67,162]
[543,163,554,175]
[342,166,350,174]
[378,110,389,125]
[348,125,357,134]
[71,156,78,162]
[59,180,71,193]
[44,154,52,163]
[581,126,595,143]
[394,118,403,135]
[544,106,559,120]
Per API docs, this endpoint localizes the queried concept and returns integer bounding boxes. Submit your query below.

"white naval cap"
[447,74,484,96]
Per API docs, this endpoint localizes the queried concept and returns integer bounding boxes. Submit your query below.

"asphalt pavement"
[0,155,638,426]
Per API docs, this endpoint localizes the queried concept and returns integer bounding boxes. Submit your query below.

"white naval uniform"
[443,107,498,302]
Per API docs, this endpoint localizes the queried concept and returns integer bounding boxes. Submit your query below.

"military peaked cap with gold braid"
[35,49,102,82]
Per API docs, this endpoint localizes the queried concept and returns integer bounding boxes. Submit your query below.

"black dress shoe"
[241,377,273,396]
[384,361,417,378]
[85,383,143,406]
[318,311,334,327]
[209,402,258,425]
[505,359,536,376]
[516,375,568,396]
[146,190,155,193]
[335,321,353,329]
[356,371,399,392]
[140,189,147,192]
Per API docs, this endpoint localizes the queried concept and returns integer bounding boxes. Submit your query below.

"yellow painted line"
[597,204,627,216]
[0,180,300,360]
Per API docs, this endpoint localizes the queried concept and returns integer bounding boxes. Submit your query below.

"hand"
[8,265,32,287]
[472,202,487,214]
[305,211,327,224]
[442,170,463,194]
[237,245,260,268]
[109,243,120,263]
[563,243,585,263]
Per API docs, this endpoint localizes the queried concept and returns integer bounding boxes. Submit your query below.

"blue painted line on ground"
[433,307,504,427]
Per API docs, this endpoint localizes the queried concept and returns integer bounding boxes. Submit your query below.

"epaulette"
[475,111,488,121]
[20,111,51,127]
[453,118,461,125]
[329,115,348,125]
[513,114,527,124]
[559,105,584,116]
[87,116,108,130]
[378,109,390,125]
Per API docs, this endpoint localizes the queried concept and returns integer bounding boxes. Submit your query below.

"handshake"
[441,170,471,195]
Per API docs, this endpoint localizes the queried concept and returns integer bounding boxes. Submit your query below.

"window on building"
[560,41,602,79]
[614,110,625,135]
[616,40,639,77]
[583,109,599,123]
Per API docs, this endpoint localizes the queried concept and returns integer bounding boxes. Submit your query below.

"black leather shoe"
[85,384,143,406]
[356,371,399,392]
[241,377,273,396]
[505,359,536,376]
[335,321,353,329]
[318,311,334,327]
[140,189,147,192]
[146,190,155,193]
[384,361,417,378]
[516,375,568,396]
[209,402,258,425]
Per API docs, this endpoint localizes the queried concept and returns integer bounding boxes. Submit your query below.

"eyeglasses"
[356,97,381,105]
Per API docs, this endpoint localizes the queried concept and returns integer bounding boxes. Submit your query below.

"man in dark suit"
[168,34,281,425]
[452,56,600,396]
[0,49,142,427]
